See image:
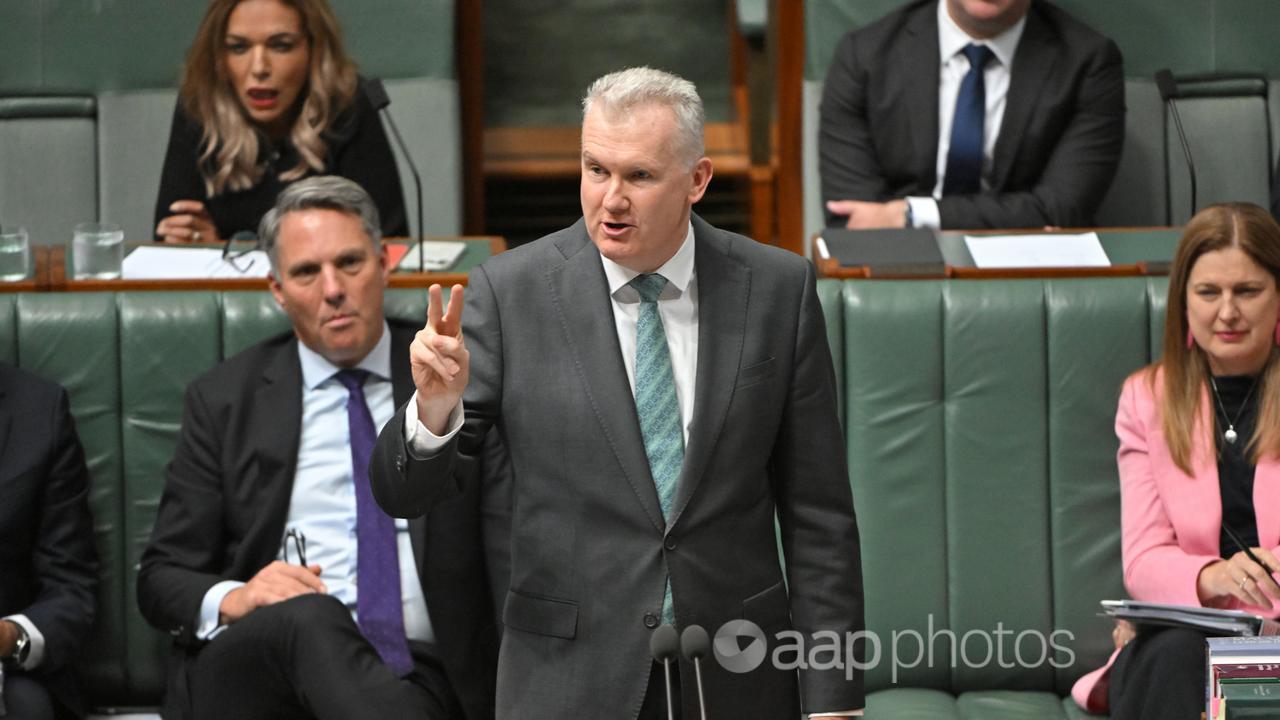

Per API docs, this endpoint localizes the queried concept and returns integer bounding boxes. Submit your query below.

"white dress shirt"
[197,323,434,645]
[905,0,1027,229]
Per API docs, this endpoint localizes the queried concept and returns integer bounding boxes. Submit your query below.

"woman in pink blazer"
[1073,203,1280,718]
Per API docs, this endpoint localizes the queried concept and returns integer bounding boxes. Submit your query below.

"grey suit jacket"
[819,0,1125,230]
[372,215,865,717]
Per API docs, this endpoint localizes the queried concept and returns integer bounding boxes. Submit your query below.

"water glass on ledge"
[72,222,124,280]
[0,226,29,282]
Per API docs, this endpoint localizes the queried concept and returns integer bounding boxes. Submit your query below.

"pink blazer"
[1072,370,1280,713]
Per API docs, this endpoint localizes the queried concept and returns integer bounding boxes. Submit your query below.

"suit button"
[396,454,405,472]
[664,537,676,551]
[644,613,659,629]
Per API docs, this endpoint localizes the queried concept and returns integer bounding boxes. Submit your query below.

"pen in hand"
[1222,522,1280,594]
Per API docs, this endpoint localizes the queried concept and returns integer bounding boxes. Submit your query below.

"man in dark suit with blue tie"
[372,68,865,718]
[136,177,494,720]
[0,366,96,720]
[820,0,1125,230]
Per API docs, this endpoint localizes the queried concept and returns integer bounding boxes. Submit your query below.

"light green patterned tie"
[630,273,683,625]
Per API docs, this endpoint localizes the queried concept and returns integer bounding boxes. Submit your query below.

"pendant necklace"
[1208,375,1259,445]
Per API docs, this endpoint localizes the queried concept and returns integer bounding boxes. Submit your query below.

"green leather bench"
[1,276,1166,717]
[817,276,1170,719]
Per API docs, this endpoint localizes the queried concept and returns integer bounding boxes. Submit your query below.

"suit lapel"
[245,340,304,560]
[389,321,431,564]
[548,221,665,531]
[904,6,941,192]
[991,8,1058,190]
[669,216,748,527]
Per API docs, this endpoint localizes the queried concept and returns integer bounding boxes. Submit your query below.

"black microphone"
[1155,69,1198,220]
[649,624,680,720]
[364,77,425,273]
[680,625,710,720]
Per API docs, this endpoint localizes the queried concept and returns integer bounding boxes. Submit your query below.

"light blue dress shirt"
[196,323,434,645]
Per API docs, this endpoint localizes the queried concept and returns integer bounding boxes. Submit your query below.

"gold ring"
[193,231,202,242]
[1241,576,1251,590]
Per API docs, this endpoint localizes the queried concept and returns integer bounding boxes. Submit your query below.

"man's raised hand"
[412,284,469,434]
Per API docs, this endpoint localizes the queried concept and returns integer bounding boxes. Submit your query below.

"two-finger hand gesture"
[412,284,469,434]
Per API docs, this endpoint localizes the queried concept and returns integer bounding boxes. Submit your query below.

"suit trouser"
[187,594,461,720]
[0,673,56,720]
[1107,626,1206,720]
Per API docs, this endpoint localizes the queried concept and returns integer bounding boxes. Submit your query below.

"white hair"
[582,67,705,167]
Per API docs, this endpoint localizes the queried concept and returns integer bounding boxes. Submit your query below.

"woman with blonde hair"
[1073,202,1280,718]
[154,0,406,243]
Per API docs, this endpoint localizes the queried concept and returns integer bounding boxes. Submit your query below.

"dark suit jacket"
[819,0,1125,229]
[372,215,865,717]
[0,365,97,718]
[136,321,495,720]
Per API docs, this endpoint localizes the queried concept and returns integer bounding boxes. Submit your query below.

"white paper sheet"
[122,246,272,279]
[396,241,467,271]
[963,232,1110,269]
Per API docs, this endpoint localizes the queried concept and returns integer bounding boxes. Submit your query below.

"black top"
[1212,374,1261,558]
[153,78,408,240]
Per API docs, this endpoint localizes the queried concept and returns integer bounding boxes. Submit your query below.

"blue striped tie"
[630,273,683,624]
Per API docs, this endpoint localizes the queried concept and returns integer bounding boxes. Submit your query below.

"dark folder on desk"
[820,228,945,276]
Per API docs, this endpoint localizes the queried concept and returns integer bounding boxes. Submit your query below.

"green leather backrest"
[0,289,431,705]
[818,276,1170,695]
[0,0,453,92]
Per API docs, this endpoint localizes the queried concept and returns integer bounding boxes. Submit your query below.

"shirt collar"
[936,0,1027,70]
[297,320,393,390]
[601,222,696,301]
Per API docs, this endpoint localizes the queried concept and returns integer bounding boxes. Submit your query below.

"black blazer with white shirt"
[0,365,97,718]
[819,0,1125,229]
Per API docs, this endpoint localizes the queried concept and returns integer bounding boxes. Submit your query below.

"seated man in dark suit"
[820,0,1125,230]
[137,176,495,720]
[0,365,97,720]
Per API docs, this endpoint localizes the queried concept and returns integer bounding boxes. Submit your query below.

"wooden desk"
[46,236,506,291]
[816,227,1182,280]
[0,246,53,292]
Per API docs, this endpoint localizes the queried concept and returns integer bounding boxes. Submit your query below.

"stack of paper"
[1207,636,1280,719]
[122,246,271,279]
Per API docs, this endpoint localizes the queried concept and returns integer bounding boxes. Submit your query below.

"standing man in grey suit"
[820,0,1125,230]
[372,68,865,718]
[137,176,495,720]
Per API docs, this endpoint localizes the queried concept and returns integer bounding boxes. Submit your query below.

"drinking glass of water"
[0,226,30,282]
[72,222,124,280]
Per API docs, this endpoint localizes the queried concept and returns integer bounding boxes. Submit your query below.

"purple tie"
[335,369,414,677]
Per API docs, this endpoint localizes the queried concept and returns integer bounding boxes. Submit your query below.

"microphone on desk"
[364,77,425,273]
[680,625,710,720]
[649,624,680,720]
[1155,69,1198,221]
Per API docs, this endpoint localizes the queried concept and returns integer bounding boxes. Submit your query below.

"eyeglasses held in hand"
[282,528,307,566]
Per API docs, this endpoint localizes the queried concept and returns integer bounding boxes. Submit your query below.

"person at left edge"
[0,366,97,720]
[153,0,408,243]
[137,176,494,720]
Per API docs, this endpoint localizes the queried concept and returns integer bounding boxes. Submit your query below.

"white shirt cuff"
[196,580,246,640]
[905,196,941,229]
[4,614,44,670]
[809,711,864,717]
[403,391,465,458]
